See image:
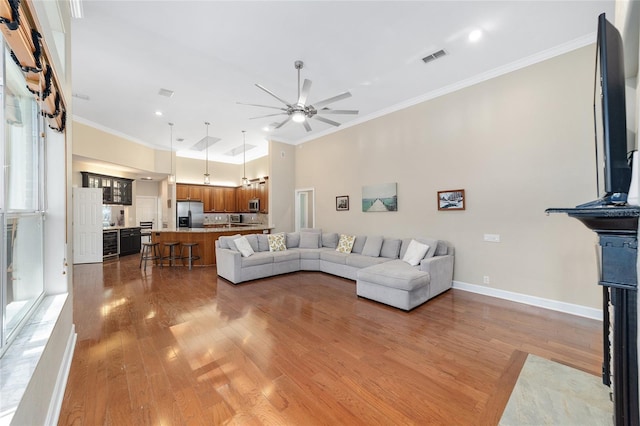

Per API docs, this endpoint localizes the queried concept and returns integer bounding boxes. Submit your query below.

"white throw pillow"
[402,239,429,266]
[233,236,255,257]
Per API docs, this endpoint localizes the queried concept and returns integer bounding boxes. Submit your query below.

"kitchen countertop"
[103,226,142,231]
[152,225,272,233]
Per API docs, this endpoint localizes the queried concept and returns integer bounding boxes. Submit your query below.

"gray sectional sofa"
[215,229,454,311]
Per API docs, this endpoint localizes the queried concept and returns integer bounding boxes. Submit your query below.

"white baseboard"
[46,324,76,426]
[452,281,602,321]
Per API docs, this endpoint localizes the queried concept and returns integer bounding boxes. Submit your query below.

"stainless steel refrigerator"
[176,201,204,228]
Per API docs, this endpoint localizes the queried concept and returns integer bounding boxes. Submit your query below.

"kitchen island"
[151,225,272,266]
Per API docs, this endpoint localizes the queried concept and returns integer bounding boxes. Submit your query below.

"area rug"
[499,354,613,425]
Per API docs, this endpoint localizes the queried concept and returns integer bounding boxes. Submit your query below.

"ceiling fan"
[238,60,358,132]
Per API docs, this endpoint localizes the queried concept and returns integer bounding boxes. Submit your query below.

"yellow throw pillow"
[268,233,287,252]
[336,234,355,253]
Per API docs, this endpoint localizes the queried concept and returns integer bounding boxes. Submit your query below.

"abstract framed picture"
[437,189,465,211]
[336,195,349,211]
[362,182,397,212]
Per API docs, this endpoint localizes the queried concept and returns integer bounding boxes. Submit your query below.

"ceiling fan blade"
[274,116,292,129]
[298,79,312,106]
[237,102,287,111]
[303,120,312,132]
[249,112,286,120]
[317,109,359,115]
[255,83,293,107]
[312,91,352,109]
[313,115,342,127]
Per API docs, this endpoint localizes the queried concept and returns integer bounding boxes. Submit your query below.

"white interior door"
[295,188,315,231]
[73,187,103,264]
[135,196,159,228]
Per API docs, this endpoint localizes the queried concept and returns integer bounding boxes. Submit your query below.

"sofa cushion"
[357,259,429,291]
[300,228,323,248]
[400,238,438,259]
[268,233,287,252]
[272,250,299,263]
[435,241,448,256]
[361,235,384,257]
[299,232,320,249]
[346,253,390,269]
[322,233,339,248]
[380,238,401,259]
[244,234,259,252]
[352,236,367,254]
[233,236,255,257]
[402,239,429,266]
[286,232,300,248]
[218,234,241,250]
[241,251,273,267]
[298,248,322,260]
[257,234,270,252]
[321,250,350,265]
[336,234,356,253]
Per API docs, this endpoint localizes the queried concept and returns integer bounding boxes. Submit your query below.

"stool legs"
[140,242,160,271]
[161,242,181,267]
[181,243,201,270]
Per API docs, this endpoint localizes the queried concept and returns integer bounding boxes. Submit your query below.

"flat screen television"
[579,13,631,207]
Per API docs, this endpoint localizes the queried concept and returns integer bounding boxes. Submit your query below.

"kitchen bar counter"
[151,226,272,266]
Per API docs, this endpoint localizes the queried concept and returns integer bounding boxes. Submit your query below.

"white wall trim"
[45,325,76,426]
[453,281,602,321]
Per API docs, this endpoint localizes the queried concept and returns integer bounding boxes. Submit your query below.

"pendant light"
[204,121,211,185]
[241,130,249,187]
[168,122,175,184]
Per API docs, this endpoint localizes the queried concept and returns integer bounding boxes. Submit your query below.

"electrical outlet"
[484,234,500,243]
[483,276,490,284]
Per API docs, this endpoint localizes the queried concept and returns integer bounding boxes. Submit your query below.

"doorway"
[135,196,160,229]
[295,188,315,231]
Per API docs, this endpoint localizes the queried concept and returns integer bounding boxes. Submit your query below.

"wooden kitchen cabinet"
[203,186,214,212]
[223,187,236,212]
[176,184,204,201]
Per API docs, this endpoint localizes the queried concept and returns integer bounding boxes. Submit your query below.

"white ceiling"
[71,1,614,165]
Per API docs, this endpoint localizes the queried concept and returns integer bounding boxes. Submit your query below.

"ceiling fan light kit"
[239,60,359,132]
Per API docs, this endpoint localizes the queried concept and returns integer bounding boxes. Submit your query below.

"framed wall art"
[336,195,349,211]
[437,189,465,211]
[362,182,397,212]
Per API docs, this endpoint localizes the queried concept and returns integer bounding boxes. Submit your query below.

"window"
[0,43,45,353]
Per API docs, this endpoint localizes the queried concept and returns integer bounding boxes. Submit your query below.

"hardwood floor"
[58,255,602,425]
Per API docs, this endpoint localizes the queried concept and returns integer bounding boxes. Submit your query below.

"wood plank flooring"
[58,255,603,425]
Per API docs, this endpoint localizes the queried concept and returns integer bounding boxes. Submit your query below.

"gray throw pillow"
[257,234,270,252]
[299,232,320,249]
[351,236,367,254]
[380,238,401,259]
[434,241,448,256]
[286,232,300,248]
[219,234,241,250]
[300,228,323,247]
[322,233,339,248]
[244,234,259,252]
[361,235,384,257]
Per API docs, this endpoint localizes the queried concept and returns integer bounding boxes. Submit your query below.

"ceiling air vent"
[158,88,174,98]
[225,144,256,156]
[422,49,447,64]
[192,136,221,151]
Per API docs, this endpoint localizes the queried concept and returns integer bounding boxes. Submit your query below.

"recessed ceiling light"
[155,111,162,116]
[469,29,482,42]
[263,126,271,132]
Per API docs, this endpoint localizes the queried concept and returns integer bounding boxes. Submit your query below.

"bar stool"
[140,242,161,271]
[161,242,181,267]
[181,242,201,270]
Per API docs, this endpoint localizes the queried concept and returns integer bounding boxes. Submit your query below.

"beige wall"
[269,140,296,232]
[73,121,158,172]
[175,156,268,186]
[295,45,601,309]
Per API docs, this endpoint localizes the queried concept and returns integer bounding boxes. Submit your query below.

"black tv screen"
[588,13,631,206]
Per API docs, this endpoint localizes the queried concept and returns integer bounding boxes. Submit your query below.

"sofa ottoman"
[356,259,430,311]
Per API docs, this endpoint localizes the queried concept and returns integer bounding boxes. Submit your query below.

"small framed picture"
[437,189,465,211]
[336,195,349,211]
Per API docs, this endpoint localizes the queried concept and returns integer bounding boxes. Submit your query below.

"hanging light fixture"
[241,130,250,187]
[204,121,211,185]
[168,122,175,184]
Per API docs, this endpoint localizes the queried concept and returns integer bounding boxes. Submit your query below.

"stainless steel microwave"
[249,199,260,212]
